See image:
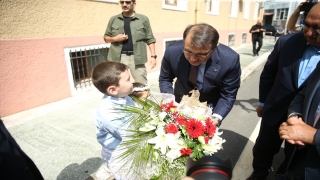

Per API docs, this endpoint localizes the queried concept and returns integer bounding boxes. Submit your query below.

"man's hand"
[210,117,220,126]
[256,105,263,117]
[279,117,317,145]
[148,58,157,69]
[114,34,128,42]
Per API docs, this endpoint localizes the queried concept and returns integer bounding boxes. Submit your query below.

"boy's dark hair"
[91,61,127,94]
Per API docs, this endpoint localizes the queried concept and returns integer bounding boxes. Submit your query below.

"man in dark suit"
[159,23,241,126]
[279,66,320,180]
[0,119,44,180]
[248,4,320,180]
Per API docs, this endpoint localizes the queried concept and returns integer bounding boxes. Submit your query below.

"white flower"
[158,112,167,121]
[139,123,156,132]
[202,129,226,156]
[198,136,205,144]
[148,127,175,155]
[165,133,185,163]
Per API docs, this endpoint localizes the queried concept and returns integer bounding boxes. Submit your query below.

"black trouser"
[252,118,295,177]
[252,36,263,55]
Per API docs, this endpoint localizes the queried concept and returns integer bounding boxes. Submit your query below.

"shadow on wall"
[57,157,103,180]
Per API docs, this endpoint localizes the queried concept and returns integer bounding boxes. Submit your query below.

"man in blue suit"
[159,23,241,126]
[279,63,320,179]
[248,4,320,180]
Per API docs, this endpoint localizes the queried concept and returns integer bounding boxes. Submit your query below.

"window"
[228,33,235,47]
[162,0,188,11]
[243,0,250,19]
[242,33,247,44]
[230,0,239,18]
[206,0,220,15]
[276,8,289,20]
[64,44,110,95]
[163,37,183,54]
[165,0,177,6]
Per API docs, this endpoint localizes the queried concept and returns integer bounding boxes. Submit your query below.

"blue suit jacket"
[288,65,320,179]
[159,40,241,119]
[259,33,309,126]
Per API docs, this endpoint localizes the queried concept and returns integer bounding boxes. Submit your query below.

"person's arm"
[159,46,176,95]
[147,43,156,69]
[258,36,284,105]
[249,26,259,33]
[103,16,128,43]
[104,34,128,43]
[213,53,241,119]
[256,38,282,117]
[144,16,157,69]
[287,2,305,33]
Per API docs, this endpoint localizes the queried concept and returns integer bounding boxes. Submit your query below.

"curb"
[240,50,272,82]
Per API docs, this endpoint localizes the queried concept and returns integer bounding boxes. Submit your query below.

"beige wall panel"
[1,0,198,39]
[1,0,119,39]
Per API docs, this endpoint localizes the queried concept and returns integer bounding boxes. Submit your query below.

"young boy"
[92,61,136,180]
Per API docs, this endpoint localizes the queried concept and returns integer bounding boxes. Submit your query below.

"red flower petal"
[186,118,204,139]
[166,123,179,134]
[205,118,216,137]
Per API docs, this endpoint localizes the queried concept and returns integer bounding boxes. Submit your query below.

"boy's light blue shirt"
[95,95,136,150]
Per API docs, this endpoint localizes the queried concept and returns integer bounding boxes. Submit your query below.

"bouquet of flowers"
[116,90,226,180]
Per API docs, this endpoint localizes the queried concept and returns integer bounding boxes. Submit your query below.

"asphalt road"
[218,64,285,180]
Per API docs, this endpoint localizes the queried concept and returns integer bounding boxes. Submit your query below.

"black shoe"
[257,53,259,56]
[246,173,267,180]
[253,54,256,57]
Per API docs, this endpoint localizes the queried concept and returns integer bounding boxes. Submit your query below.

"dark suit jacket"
[259,33,309,126]
[159,40,241,119]
[0,120,44,180]
[287,69,320,180]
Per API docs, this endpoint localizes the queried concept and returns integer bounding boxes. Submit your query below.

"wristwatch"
[288,112,302,119]
[151,55,157,59]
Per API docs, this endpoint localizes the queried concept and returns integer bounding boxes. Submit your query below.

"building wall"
[0,0,263,117]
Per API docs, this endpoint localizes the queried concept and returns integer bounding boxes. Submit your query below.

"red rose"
[166,123,179,134]
[174,115,187,126]
[180,148,193,156]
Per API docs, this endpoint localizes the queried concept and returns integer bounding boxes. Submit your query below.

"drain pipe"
[195,0,200,24]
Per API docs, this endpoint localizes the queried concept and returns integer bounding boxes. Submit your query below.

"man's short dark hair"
[91,61,128,94]
[183,23,219,50]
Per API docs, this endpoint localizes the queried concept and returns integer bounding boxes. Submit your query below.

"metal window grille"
[228,34,235,47]
[65,44,109,93]
[242,33,247,44]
